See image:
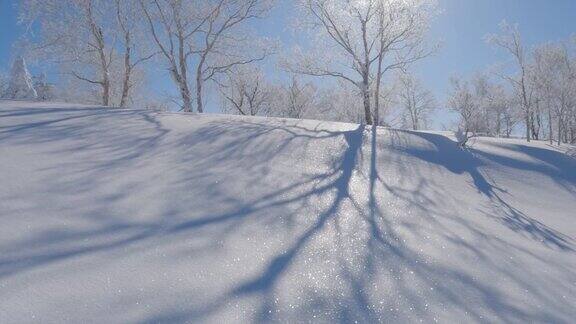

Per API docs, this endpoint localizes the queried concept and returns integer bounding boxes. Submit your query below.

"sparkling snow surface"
[0,101,575,323]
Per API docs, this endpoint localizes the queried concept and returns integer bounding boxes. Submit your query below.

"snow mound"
[1,101,575,323]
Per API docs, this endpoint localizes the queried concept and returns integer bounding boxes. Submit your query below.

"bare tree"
[397,72,435,130]
[487,22,534,142]
[276,76,317,119]
[373,0,435,124]
[447,72,518,140]
[20,0,152,107]
[448,76,479,146]
[139,0,206,112]
[294,0,376,124]
[219,66,272,116]
[315,80,366,123]
[140,0,273,112]
[194,0,274,113]
[487,83,515,137]
[115,0,156,107]
[21,0,117,105]
[470,73,517,137]
[533,43,576,145]
[533,44,560,144]
[288,0,434,125]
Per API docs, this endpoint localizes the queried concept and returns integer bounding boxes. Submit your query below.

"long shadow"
[0,107,173,279]
[0,107,109,118]
[167,120,363,235]
[402,131,574,252]
[129,122,369,322]
[231,125,365,296]
[473,142,576,193]
[400,131,494,197]
[2,107,574,322]
[171,124,537,322]
[0,111,107,137]
[1,113,366,289]
[0,224,159,279]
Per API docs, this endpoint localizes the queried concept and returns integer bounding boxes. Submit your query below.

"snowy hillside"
[1,100,575,323]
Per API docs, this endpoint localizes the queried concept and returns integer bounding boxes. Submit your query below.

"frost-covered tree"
[274,76,318,119]
[115,0,157,107]
[4,56,38,100]
[317,81,366,123]
[487,22,534,142]
[219,66,272,116]
[532,42,576,145]
[447,73,518,140]
[194,0,275,113]
[397,72,435,130]
[287,0,435,125]
[373,0,436,124]
[140,0,274,113]
[487,83,516,138]
[533,44,562,144]
[476,75,517,137]
[140,0,205,112]
[21,0,114,105]
[33,73,56,101]
[448,76,479,145]
[21,0,153,107]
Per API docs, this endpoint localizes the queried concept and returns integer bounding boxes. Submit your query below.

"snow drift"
[0,100,575,323]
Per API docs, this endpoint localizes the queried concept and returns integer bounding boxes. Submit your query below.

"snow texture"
[3,58,38,100]
[0,101,575,323]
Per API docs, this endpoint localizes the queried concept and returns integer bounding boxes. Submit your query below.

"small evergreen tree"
[4,57,38,100]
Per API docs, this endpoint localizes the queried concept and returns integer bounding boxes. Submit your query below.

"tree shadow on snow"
[403,131,574,252]
[1,106,574,323]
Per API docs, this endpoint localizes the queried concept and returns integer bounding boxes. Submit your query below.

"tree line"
[449,22,576,145]
[10,0,435,124]
[5,0,575,144]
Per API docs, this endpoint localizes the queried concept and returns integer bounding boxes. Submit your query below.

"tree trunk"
[175,30,193,112]
[361,20,372,126]
[525,113,531,142]
[520,72,531,142]
[531,110,541,140]
[181,85,193,112]
[102,79,110,106]
[119,43,132,108]
[172,66,192,112]
[86,1,110,107]
[196,66,203,113]
[172,64,192,112]
[374,51,384,126]
[173,63,192,112]
[362,78,373,125]
[96,34,110,107]
[374,73,382,125]
[558,120,562,146]
[496,112,502,137]
[196,54,207,114]
[548,108,553,145]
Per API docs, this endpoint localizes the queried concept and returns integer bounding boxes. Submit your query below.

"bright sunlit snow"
[1,101,574,323]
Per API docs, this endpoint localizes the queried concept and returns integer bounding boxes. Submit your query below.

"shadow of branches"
[1,106,574,323]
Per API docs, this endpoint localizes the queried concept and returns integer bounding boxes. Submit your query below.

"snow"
[0,100,575,323]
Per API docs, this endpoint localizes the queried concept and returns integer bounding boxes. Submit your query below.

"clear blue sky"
[1,0,576,127]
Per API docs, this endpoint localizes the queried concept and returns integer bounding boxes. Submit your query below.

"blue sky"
[0,0,22,71]
[1,0,576,127]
